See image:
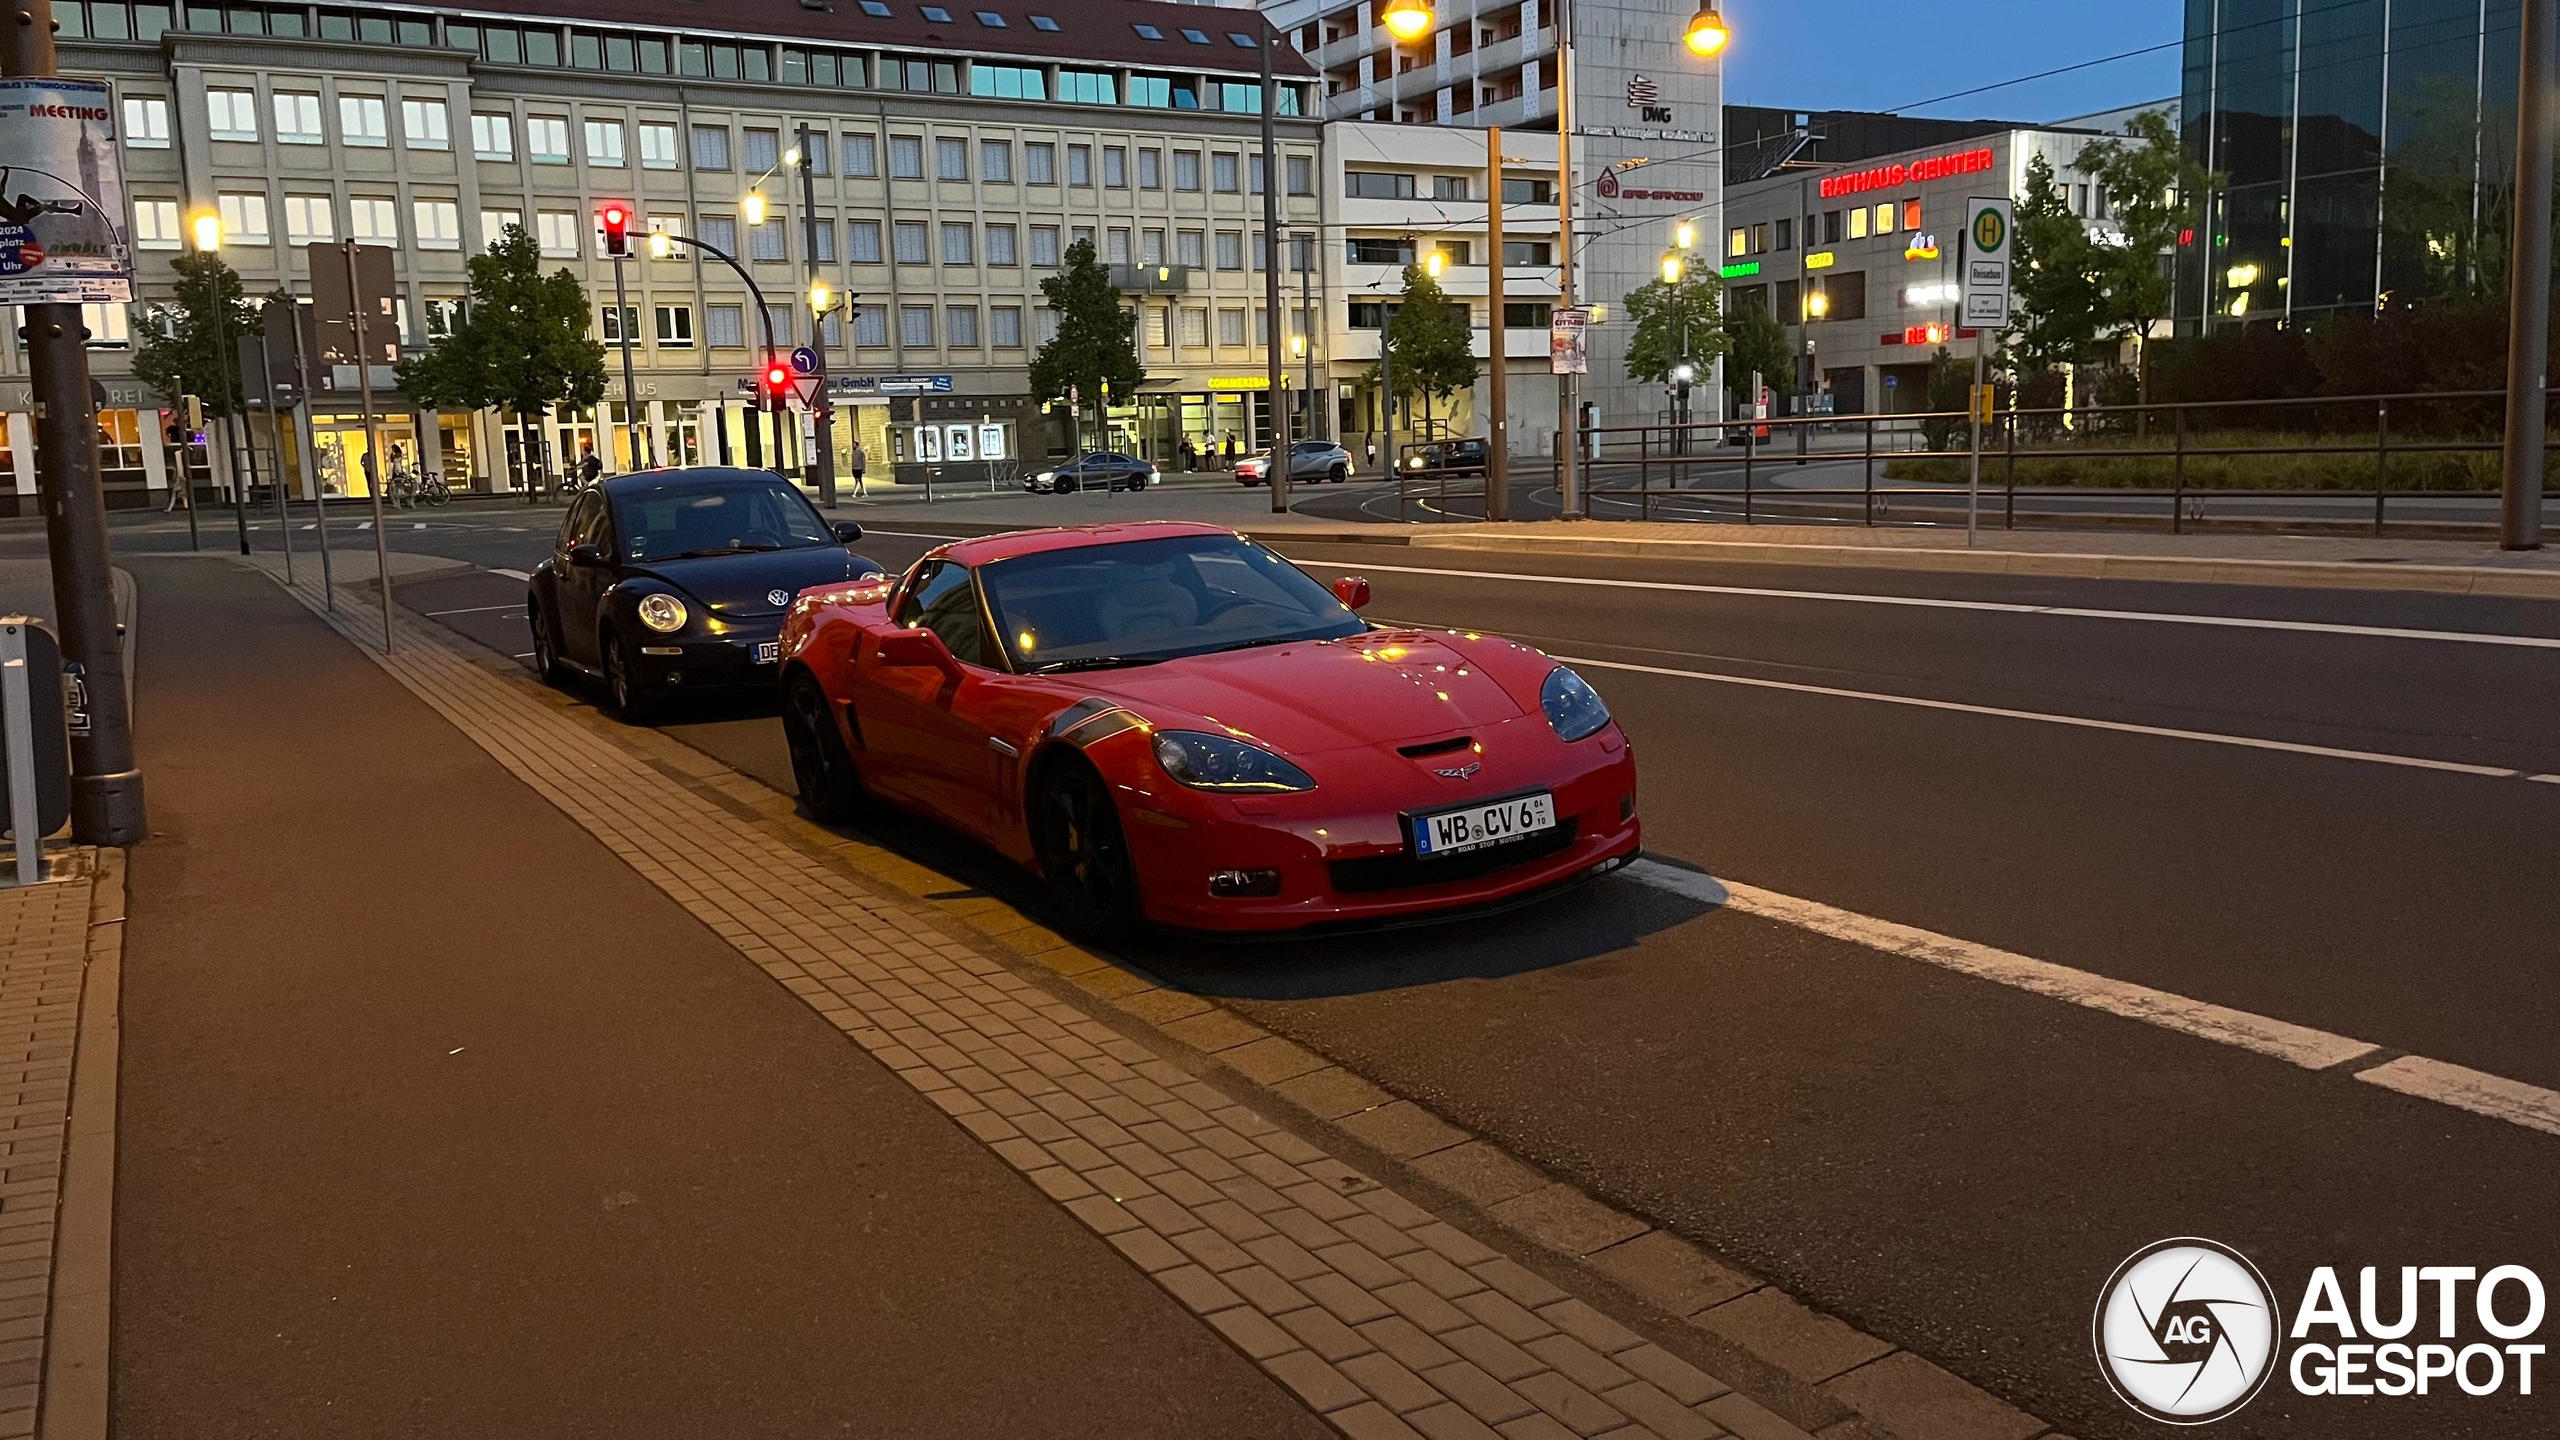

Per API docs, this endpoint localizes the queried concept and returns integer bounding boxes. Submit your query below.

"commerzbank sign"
[1818,146,1997,200]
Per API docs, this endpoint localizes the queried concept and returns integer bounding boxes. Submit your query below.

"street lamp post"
[655,224,786,476]
[2502,0,2554,550]
[741,191,790,474]
[191,212,256,556]
[1261,22,1289,514]
[601,204,643,472]
[792,127,839,506]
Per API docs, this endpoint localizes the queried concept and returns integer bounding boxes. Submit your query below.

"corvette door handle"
[986,737,1019,757]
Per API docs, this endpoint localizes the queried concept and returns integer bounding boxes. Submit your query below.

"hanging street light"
[1382,0,1433,42]
[1684,1,1729,57]
[190,210,221,252]
[1675,219,1697,251]
[743,192,768,226]
[1660,252,1683,285]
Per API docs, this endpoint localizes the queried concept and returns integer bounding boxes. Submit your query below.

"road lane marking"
[1624,860,2381,1071]
[1625,859,2560,1138]
[1332,560,2560,649]
[1558,652,2535,780]
[426,603,524,617]
[487,568,531,581]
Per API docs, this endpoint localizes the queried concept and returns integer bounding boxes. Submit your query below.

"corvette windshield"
[614,476,835,561]
[979,534,1364,670]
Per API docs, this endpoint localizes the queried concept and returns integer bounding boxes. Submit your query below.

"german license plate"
[1413,793,1556,858]
[753,642,780,665]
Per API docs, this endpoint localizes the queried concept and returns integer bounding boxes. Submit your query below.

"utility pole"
[1486,126,1509,521]
[1555,0,1582,519]
[611,253,640,469]
[2502,0,2554,551]
[1261,26,1288,514]
[796,124,838,506]
[0,10,144,843]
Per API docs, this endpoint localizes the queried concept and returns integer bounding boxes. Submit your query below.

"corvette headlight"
[1540,666,1611,742]
[1152,730,1316,793]
[636,593,689,633]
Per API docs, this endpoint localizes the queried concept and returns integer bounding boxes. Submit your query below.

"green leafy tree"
[2074,110,2218,407]
[397,224,604,495]
[1921,345,1974,451]
[1376,263,1477,437]
[1720,301,1793,408]
[1028,238,1142,447]
[1622,270,1729,385]
[133,251,263,417]
[2010,151,2105,375]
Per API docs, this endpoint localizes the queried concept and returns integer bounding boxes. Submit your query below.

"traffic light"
[600,204,630,257]
[762,359,792,403]
[182,394,203,430]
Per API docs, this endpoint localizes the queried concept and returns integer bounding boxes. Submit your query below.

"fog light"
[1207,868,1282,897]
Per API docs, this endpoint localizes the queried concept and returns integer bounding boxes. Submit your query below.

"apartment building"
[37,0,1320,504]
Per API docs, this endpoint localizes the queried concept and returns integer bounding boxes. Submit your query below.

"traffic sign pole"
[1959,197,2014,550]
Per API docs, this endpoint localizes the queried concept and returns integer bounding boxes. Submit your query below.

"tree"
[1621,270,1729,385]
[1720,301,1792,408]
[132,251,263,418]
[396,224,604,496]
[2074,110,2218,407]
[2010,151,2105,376]
[1028,238,1142,448]
[1921,345,1973,452]
[1376,263,1477,437]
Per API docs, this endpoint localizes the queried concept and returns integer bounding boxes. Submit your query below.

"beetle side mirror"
[1332,576,1371,611]
[833,520,865,544]
[876,627,964,681]
[568,542,606,568]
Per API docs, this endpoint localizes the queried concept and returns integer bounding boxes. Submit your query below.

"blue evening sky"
[1719,0,2184,125]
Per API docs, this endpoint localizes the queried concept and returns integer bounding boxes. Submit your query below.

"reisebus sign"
[0,79,131,305]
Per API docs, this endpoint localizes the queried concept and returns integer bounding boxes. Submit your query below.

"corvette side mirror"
[1332,576,1371,611]
[833,520,865,544]
[877,627,963,681]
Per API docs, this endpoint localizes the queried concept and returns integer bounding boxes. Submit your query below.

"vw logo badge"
[767,589,793,607]
[2093,1238,2280,1425]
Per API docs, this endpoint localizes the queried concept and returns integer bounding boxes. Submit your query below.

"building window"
[853,305,887,348]
[987,224,1018,265]
[273,92,323,145]
[699,215,738,256]
[1218,307,1245,346]
[639,121,677,169]
[1847,206,1869,239]
[1432,175,1469,201]
[585,119,624,167]
[1775,217,1793,250]
[345,196,395,242]
[1030,225,1060,266]
[1139,148,1162,190]
[991,305,1022,347]
[1179,307,1207,348]
[969,63,1045,99]
[849,220,882,263]
[1174,151,1201,191]
[82,304,129,348]
[1212,153,1239,193]
[422,299,465,341]
[1035,307,1060,345]
[893,220,927,264]
[217,191,269,244]
[889,135,923,178]
[982,140,1012,183]
[1142,228,1164,265]
[941,222,973,264]
[413,199,460,248]
[207,87,259,141]
[747,219,786,262]
[1345,171,1413,200]
[655,304,693,346]
[527,115,569,163]
[1503,301,1552,328]
[402,97,449,150]
[132,199,182,250]
[1750,224,1768,254]
[1176,230,1204,268]
[471,112,513,160]
[536,208,579,256]
[947,305,979,346]
[1499,177,1551,204]
[765,304,793,346]
[122,96,170,148]
[1872,202,1895,235]
[1823,210,1842,243]
[1107,227,1129,265]
[1057,68,1115,104]
[899,304,933,347]
[1287,156,1313,196]
[1346,237,1413,265]
[1502,240,1551,265]
[480,208,522,241]
[809,220,836,263]
[599,304,638,342]
[706,304,745,348]
[1215,231,1242,270]
[1103,145,1127,188]
[692,124,730,171]
[844,133,878,177]
[340,94,388,146]
[1903,198,1922,231]
[1025,142,1055,184]
[1067,144,1092,186]
[743,127,780,172]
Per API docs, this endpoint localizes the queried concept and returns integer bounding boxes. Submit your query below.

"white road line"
[487,567,531,581]
[1623,860,2560,1138]
[855,527,970,541]
[425,603,524,617]
[1335,560,2560,649]
[1559,652,2533,780]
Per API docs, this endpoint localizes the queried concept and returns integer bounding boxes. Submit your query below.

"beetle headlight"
[636,593,689,633]
[1540,665,1612,742]
[1152,730,1315,793]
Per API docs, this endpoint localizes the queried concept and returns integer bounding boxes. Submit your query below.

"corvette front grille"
[1326,820,1578,895]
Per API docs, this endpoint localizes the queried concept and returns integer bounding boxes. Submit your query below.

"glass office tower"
[2181,0,2522,333]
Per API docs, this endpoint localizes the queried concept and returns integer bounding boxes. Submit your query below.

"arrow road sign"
[790,345,820,375]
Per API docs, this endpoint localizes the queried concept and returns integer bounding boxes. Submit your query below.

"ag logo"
[2094,1238,2280,1424]
[1971,206,2007,254]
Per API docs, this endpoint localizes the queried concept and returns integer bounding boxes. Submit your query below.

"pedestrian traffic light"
[600,204,630,257]
[183,394,203,430]
[763,359,792,402]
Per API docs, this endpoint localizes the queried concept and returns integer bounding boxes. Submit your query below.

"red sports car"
[775,522,1640,935]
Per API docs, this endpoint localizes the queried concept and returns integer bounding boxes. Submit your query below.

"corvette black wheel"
[782,672,864,822]
[1033,761,1139,939]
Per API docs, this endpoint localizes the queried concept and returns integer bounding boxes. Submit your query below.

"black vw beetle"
[527,467,885,719]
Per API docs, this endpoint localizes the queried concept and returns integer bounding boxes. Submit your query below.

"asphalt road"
[87,500,2560,1439]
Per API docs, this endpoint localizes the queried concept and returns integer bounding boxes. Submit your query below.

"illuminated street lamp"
[1424,248,1445,278]
[783,144,802,169]
[809,279,836,316]
[190,209,221,253]
[743,192,768,226]
[1683,1,1729,57]
[648,228,673,259]
[1675,220,1697,251]
[1660,252,1683,285]
[184,210,256,552]
[1807,290,1831,319]
[1382,0,1432,42]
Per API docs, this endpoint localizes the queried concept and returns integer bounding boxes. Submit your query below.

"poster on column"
[0,79,132,304]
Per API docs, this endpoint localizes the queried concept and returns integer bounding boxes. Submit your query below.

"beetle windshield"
[979,534,1363,671]
[614,475,835,561]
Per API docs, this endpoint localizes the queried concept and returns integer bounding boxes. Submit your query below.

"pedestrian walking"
[162,420,192,512]
[577,442,603,492]
[848,438,868,498]
[360,446,379,501]
[388,443,412,509]
[1180,437,1198,473]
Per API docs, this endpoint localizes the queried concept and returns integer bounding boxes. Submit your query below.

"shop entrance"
[312,412,419,497]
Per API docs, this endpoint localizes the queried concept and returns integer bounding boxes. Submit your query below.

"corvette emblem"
[768,589,792,607]
[1433,762,1483,780]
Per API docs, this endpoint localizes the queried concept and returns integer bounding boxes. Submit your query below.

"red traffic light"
[600,204,630,257]
[763,361,792,396]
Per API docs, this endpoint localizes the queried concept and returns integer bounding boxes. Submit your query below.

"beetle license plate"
[753,642,780,665]
[1413,793,1556,858]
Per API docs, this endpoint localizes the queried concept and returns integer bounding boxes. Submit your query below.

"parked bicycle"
[413,469,451,507]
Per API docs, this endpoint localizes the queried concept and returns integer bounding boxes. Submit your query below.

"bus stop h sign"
[1961,197,2013,330]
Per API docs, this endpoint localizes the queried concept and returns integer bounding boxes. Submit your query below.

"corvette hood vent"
[1090,634,1522,752]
